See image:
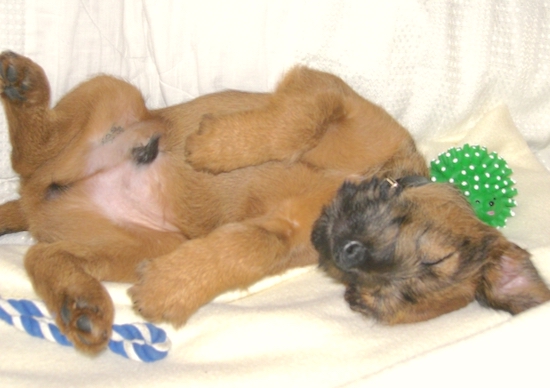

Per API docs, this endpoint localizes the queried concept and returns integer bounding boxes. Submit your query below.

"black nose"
[336,241,367,270]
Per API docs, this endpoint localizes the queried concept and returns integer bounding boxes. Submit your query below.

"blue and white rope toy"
[0,296,171,362]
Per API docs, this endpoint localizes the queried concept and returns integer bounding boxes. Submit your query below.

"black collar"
[385,176,431,189]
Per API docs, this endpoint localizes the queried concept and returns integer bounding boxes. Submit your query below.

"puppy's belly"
[85,156,178,232]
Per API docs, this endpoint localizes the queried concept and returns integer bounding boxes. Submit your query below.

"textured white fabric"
[0,1,549,386]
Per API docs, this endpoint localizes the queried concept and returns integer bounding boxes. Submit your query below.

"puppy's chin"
[343,280,477,325]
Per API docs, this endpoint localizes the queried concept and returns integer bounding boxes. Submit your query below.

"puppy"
[312,178,550,323]
[0,51,548,355]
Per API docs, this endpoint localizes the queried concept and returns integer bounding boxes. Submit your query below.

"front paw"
[54,286,114,354]
[344,285,376,318]
[185,114,229,174]
[129,258,203,327]
[0,51,49,104]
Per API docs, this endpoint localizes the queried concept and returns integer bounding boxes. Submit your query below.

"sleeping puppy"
[0,51,548,355]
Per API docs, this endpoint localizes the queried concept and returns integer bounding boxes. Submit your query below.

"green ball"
[430,144,517,228]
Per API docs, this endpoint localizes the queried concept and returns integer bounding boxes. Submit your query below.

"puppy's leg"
[185,67,350,173]
[0,199,28,235]
[129,216,308,326]
[1,51,151,181]
[24,228,183,354]
[24,242,117,354]
[0,51,54,177]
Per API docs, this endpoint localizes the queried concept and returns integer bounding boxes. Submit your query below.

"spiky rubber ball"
[430,144,517,227]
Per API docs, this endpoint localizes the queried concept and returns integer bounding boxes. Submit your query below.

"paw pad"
[58,296,111,352]
[0,51,34,102]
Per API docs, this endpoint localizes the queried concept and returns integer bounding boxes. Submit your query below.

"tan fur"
[1,51,548,355]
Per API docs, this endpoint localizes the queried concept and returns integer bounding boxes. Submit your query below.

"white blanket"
[1,1,549,387]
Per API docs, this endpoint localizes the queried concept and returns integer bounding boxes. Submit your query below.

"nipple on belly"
[132,134,160,165]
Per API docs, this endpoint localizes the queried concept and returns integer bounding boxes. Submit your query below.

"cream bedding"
[1,1,549,387]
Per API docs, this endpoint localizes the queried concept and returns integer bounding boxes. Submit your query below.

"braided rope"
[0,296,171,362]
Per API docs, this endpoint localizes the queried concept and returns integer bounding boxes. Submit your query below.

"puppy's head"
[312,177,550,324]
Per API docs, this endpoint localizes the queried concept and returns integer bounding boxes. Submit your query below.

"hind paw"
[0,50,49,104]
[55,290,114,354]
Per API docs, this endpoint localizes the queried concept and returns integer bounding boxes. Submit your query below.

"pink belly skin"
[81,121,178,232]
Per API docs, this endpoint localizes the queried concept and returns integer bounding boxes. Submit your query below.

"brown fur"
[0,51,548,355]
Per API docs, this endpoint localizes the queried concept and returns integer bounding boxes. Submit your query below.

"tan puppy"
[0,51,548,355]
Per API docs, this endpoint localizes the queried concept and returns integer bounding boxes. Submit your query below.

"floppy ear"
[476,241,550,314]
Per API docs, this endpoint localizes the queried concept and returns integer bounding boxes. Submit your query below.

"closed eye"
[422,251,457,266]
